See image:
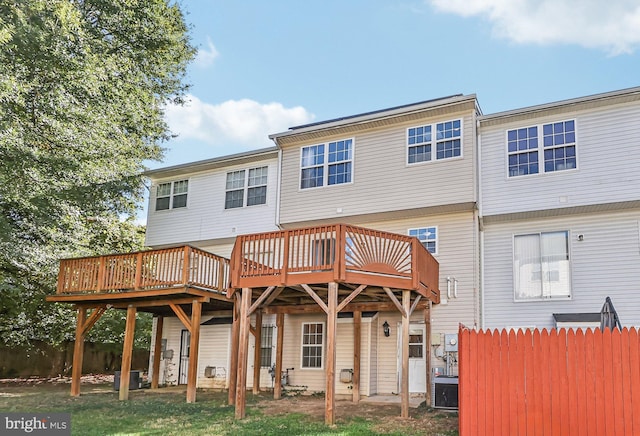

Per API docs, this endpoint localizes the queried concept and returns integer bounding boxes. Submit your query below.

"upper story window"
[407,119,461,164]
[225,166,268,209]
[513,231,571,301]
[155,180,188,211]
[409,227,437,254]
[508,120,576,177]
[300,139,353,189]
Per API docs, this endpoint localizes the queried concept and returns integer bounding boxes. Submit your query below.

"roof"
[144,146,279,180]
[289,94,464,130]
[479,86,640,125]
[269,93,478,142]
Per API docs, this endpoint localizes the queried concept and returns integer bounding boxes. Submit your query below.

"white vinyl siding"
[482,210,640,330]
[480,101,640,217]
[145,158,279,247]
[279,111,476,225]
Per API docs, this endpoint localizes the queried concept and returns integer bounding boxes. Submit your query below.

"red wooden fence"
[459,325,640,436]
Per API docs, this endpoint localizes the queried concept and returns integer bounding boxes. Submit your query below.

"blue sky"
[157,0,640,169]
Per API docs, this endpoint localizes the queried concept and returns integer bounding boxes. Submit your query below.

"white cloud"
[165,95,315,148]
[194,37,219,67]
[428,0,640,55]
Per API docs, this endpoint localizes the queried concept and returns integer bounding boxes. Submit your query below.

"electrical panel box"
[431,333,442,346]
[444,334,458,352]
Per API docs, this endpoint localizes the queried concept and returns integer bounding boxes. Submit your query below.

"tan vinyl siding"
[335,320,355,397]
[281,313,327,392]
[279,111,476,225]
[197,323,231,389]
[159,317,186,386]
[354,211,479,332]
[376,312,401,393]
[482,209,640,330]
[369,316,378,395]
[146,158,279,247]
[480,100,640,217]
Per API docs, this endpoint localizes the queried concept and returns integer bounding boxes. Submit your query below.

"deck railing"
[231,224,439,299]
[56,246,229,294]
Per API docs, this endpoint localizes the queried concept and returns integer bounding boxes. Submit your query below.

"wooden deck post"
[71,307,87,397]
[252,310,263,394]
[228,294,240,405]
[401,290,410,418]
[235,287,251,419]
[353,310,361,403]
[424,302,432,406]
[186,300,202,403]
[325,282,338,425]
[119,305,137,401]
[274,313,284,400]
[151,316,164,389]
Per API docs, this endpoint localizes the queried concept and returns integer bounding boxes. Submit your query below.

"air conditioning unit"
[432,375,458,409]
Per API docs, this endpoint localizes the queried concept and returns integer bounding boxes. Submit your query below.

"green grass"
[0,384,458,435]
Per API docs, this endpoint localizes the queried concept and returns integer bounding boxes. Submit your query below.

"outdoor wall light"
[382,321,390,337]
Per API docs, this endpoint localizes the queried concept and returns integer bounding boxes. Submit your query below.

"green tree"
[0,0,195,349]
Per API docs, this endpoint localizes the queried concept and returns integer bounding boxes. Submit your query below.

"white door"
[397,324,427,393]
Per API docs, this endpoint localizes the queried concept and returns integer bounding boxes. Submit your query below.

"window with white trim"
[301,322,324,368]
[408,119,461,164]
[513,231,571,301]
[225,166,268,209]
[508,120,576,177]
[155,180,188,211]
[409,227,437,254]
[300,139,353,189]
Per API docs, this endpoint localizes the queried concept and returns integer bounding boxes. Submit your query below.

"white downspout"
[273,141,283,230]
[477,119,485,330]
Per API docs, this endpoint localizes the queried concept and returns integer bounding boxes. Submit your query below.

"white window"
[409,227,437,254]
[513,231,571,301]
[260,325,274,368]
[155,180,188,211]
[301,322,324,368]
[225,166,268,209]
[300,139,353,189]
[407,119,461,164]
[507,120,576,177]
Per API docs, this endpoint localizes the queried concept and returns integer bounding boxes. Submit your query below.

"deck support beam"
[353,310,361,404]
[71,307,87,397]
[119,305,137,401]
[252,310,263,394]
[228,294,240,405]
[71,306,106,397]
[235,287,251,419]
[325,282,338,425]
[151,316,164,389]
[424,301,432,406]
[186,300,202,403]
[274,313,284,399]
[401,290,410,418]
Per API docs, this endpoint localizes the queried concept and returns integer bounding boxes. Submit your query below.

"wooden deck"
[47,225,441,420]
[229,223,440,305]
[47,245,231,312]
